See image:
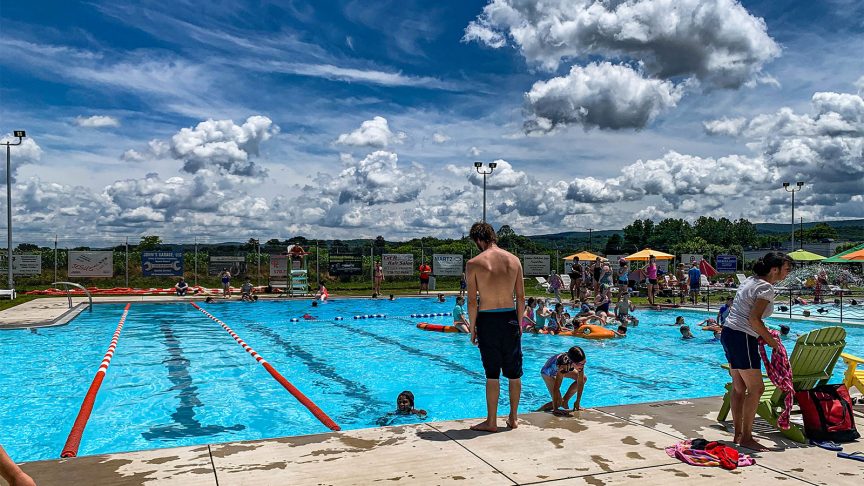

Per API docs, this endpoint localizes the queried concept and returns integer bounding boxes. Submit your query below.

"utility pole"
[4,130,26,291]
[799,217,804,250]
[587,228,594,251]
[53,234,58,283]
[783,182,804,250]
[125,237,129,288]
[194,236,198,287]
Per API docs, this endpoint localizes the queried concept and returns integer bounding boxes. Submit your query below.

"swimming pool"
[1,298,862,462]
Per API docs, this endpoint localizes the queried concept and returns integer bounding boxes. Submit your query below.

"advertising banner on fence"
[716,255,738,273]
[269,255,288,277]
[680,254,704,265]
[68,251,113,277]
[141,250,184,277]
[208,256,247,276]
[432,254,463,276]
[13,254,42,275]
[329,253,363,276]
[382,254,413,276]
[523,254,551,276]
[0,253,42,276]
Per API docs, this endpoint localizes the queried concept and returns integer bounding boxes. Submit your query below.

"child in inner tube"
[538,346,588,415]
[376,391,427,426]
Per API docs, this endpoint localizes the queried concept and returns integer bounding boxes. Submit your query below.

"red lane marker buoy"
[61,303,132,458]
[190,302,340,431]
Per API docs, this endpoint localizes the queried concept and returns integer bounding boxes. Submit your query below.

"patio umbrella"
[822,243,864,263]
[787,249,826,261]
[563,251,602,261]
[699,259,718,277]
[624,248,674,261]
[840,248,864,260]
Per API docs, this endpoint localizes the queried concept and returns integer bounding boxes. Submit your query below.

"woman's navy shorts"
[720,327,761,370]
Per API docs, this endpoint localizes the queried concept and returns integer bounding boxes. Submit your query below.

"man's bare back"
[467,247,524,313]
[465,223,526,433]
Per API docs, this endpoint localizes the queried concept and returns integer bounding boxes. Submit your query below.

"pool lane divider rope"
[61,303,131,458]
[189,302,340,431]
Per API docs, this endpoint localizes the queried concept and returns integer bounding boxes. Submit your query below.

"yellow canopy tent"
[563,251,603,261]
[624,248,675,261]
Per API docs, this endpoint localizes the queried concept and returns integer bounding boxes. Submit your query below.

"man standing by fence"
[466,222,525,432]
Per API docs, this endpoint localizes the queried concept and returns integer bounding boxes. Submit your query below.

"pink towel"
[665,440,755,469]
[758,329,793,429]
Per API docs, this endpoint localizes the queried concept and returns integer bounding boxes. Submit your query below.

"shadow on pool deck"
[6,397,863,486]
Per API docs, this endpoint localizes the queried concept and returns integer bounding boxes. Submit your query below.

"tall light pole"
[782,182,804,250]
[3,130,26,290]
[473,161,497,222]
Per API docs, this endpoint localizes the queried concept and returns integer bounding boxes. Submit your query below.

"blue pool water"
[1,297,862,462]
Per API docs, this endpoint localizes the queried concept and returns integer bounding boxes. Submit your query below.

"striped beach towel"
[758,329,793,429]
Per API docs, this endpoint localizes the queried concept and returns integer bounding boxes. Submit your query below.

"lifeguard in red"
[418,263,432,294]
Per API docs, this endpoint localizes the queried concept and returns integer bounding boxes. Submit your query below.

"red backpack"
[795,384,860,442]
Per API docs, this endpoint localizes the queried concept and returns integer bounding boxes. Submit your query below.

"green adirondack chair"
[717,326,847,443]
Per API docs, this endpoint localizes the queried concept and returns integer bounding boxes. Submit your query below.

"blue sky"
[1,0,862,245]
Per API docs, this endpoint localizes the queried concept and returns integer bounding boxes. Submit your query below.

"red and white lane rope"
[190,302,340,431]
[61,303,131,458]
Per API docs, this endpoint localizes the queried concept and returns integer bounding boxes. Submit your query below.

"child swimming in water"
[680,325,695,340]
[376,391,427,426]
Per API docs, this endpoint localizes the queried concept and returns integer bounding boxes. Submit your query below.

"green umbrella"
[823,243,864,263]
[787,249,827,261]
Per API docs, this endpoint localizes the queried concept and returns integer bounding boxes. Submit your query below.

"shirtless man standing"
[466,222,525,432]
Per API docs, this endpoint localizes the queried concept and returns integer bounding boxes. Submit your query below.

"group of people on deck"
[447,221,796,450]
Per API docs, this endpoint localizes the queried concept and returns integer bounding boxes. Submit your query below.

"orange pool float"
[558,324,615,340]
[416,322,461,333]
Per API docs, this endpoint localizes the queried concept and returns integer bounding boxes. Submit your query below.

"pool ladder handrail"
[51,281,93,312]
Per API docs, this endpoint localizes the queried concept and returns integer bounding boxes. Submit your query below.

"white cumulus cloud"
[524,62,684,132]
[464,0,780,89]
[335,116,406,148]
[74,115,120,128]
[168,115,278,178]
[432,132,450,144]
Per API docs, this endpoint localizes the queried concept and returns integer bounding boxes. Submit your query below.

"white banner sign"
[523,254,551,276]
[269,255,288,277]
[68,251,113,277]
[12,254,42,275]
[382,253,414,276]
[432,254,463,276]
[680,254,704,265]
[0,253,42,276]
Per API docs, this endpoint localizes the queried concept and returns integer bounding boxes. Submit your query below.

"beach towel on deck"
[665,440,755,470]
[758,329,793,429]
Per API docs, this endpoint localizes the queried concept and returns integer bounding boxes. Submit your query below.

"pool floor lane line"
[142,316,245,441]
[60,303,131,458]
[239,319,387,422]
[190,303,341,431]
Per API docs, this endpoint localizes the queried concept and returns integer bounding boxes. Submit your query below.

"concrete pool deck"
[4,397,863,485]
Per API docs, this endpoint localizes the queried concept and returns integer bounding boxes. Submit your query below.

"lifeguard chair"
[287,245,310,296]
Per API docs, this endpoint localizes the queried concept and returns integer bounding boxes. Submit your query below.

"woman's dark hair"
[752,252,793,276]
[567,346,586,363]
[527,297,536,306]
[397,390,415,407]
[779,324,790,335]
[469,222,497,243]
[617,325,627,333]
